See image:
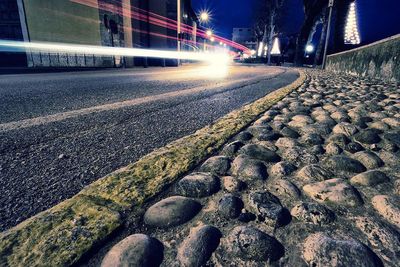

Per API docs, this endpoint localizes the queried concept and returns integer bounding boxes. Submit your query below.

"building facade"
[0,0,26,67]
[232,27,257,51]
[0,0,198,68]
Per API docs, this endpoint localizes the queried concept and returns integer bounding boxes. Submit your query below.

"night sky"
[192,0,400,45]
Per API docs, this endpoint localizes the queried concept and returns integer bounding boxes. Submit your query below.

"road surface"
[0,64,299,231]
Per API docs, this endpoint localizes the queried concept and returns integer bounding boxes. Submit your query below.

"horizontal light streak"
[0,40,231,63]
[70,0,250,53]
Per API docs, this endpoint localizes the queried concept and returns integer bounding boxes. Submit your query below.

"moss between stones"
[0,195,121,267]
[0,70,306,267]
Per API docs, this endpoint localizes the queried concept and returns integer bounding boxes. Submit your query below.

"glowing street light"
[210,37,215,42]
[206,30,213,37]
[306,44,314,53]
[200,11,209,22]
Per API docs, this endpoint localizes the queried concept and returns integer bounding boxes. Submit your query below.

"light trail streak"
[70,0,250,53]
[31,6,209,51]
[0,40,231,63]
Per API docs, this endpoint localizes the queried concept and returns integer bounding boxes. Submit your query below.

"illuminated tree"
[271,38,281,55]
[344,1,360,44]
[253,0,285,64]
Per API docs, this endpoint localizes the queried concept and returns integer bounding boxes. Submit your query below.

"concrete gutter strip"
[0,69,307,267]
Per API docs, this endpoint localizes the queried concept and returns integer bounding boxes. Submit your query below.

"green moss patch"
[0,195,121,266]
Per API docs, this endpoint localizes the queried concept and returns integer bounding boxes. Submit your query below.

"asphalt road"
[0,64,299,231]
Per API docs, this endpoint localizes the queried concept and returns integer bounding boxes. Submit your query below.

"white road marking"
[0,69,285,132]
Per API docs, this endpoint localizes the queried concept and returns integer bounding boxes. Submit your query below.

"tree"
[253,0,285,65]
[294,0,353,65]
[294,0,328,66]
[313,9,328,66]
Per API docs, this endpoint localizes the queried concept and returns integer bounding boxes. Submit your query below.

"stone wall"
[326,34,400,82]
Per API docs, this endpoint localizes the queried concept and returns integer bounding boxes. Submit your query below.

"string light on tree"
[257,42,264,57]
[264,45,268,57]
[271,38,281,55]
[344,1,361,45]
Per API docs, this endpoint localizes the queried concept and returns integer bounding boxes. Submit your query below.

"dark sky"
[192,0,400,44]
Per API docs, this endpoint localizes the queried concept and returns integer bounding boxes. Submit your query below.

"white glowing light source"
[305,44,314,53]
[344,2,361,44]
[206,30,213,37]
[197,59,230,78]
[0,40,231,64]
[219,42,223,45]
[200,12,209,22]
[271,38,281,55]
[250,49,256,56]
[210,37,215,42]
[257,42,264,57]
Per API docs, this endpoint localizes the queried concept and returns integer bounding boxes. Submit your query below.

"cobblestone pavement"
[86,70,400,267]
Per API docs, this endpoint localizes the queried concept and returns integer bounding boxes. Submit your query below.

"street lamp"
[206,30,213,37]
[200,12,209,22]
[322,0,334,69]
[177,0,181,65]
[306,44,314,53]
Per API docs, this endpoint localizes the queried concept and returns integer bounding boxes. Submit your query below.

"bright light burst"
[200,12,209,22]
[198,9,212,24]
[305,44,314,53]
